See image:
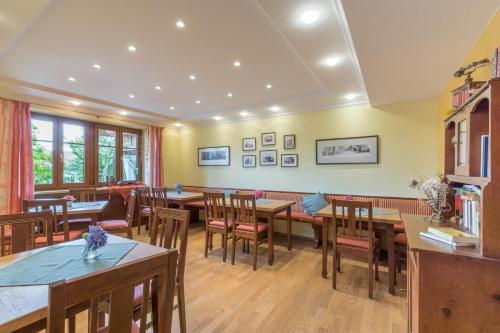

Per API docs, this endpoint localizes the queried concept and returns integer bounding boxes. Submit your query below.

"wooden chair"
[47,249,179,333]
[394,232,408,286]
[97,190,137,239]
[133,207,190,333]
[331,199,380,298]
[67,188,98,228]
[230,194,268,271]
[23,199,84,246]
[151,187,168,209]
[203,192,233,262]
[137,187,152,235]
[0,210,54,256]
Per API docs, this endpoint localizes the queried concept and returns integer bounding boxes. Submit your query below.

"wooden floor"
[71,222,407,333]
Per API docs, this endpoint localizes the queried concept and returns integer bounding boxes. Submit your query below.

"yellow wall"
[439,9,500,116]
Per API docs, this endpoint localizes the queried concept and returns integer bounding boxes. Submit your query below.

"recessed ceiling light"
[174,122,182,127]
[233,60,241,67]
[240,111,249,117]
[300,10,320,25]
[128,94,135,99]
[344,93,357,100]
[189,75,196,80]
[213,115,222,121]
[322,56,341,67]
[266,84,272,89]
[227,92,233,97]
[128,45,137,52]
[70,100,81,106]
[269,105,281,112]
[196,100,201,104]
[155,86,162,91]
[93,64,102,69]
[118,111,128,115]
[170,106,175,110]
[176,20,185,28]
[68,77,76,82]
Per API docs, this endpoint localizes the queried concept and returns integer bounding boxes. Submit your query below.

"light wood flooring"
[72,222,407,333]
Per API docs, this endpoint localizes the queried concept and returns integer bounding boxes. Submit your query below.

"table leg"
[322,217,329,278]
[267,213,274,265]
[386,224,395,295]
[287,207,292,251]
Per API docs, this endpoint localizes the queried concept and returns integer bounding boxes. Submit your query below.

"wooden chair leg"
[221,233,224,248]
[231,235,236,265]
[332,249,337,289]
[375,248,380,282]
[137,216,142,235]
[68,315,76,333]
[253,240,258,271]
[209,232,213,250]
[204,229,209,258]
[177,285,187,333]
[368,254,374,299]
[222,233,228,262]
[337,253,341,273]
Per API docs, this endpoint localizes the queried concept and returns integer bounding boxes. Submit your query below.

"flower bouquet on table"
[409,172,451,222]
[175,183,183,194]
[253,190,265,200]
[82,225,108,260]
[63,195,75,208]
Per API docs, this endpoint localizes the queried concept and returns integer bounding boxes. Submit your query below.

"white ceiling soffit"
[341,0,500,106]
[0,0,367,124]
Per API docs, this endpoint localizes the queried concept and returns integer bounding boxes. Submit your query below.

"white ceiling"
[0,0,498,125]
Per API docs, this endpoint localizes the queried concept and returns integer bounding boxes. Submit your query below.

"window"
[31,112,142,190]
[458,120,467,166]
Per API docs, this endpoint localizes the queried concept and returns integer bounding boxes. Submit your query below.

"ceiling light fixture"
[344,93,357,100]
[155,86,162,91]
[189,75,196,80]
[93,64,102,69]
[269,105,281,112]
[174,122,182,127]
[266,83,272,89]
[213,115,222,121]
[322,56,341,67]
[227,92,233,97]
[240,111,249,117]
[300,10,320,25]
[176,20,185,28]
[70,100,81,106]
[118,111,128,115]
[196,100,201,104]
[128,45,137,52]
[68,77,76,82]
[233,60,241,67]
[170,106,175,110]
[128,94,135,99]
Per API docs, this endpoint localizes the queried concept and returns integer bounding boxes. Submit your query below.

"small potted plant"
[409,173,450,222]
[82,225,108,260]
[63,194,75,208]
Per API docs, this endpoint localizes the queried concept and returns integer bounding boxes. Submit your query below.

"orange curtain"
[0,98,34,214]
[148,126,164,187]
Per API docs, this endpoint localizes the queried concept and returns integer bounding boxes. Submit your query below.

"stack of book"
[454,185,481,236]
[420,226,478,247]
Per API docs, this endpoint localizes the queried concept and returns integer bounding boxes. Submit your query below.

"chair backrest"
[47,250,178,333]
[68,188,97,202]
[332,199,373,242]
[203,192,228,227]
[23,199,70,240]
[125,190,137,229]
[150,208,189,285]
[151,187,168,209]
[0,210,54,256]
[229,194,258,234]
[136,187,151,208]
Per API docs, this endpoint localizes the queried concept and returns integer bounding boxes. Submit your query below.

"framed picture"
[259,150,277,166]
[198,146,230,166]
[242,155,256,168]
[316,136,378,164]
[283,134,296,149]
[242,137,256,151]
[281,154,298,167]
[261,132,276,146]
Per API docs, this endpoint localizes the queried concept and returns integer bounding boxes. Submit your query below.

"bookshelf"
[444,78,500,259]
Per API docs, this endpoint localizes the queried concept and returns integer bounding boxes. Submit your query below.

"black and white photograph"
[242,137,256,151]
[259,150,277,166]
[284,134,296,149]
[316,136,378,164]
[281,154,298,167]
[242,155,256,168]
[261,132,276,146]
[198,146,230,166]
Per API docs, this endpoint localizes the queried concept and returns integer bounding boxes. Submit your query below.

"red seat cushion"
[236,223,267,233]
[187,201,205,208]
[395,232,407,245]
[394,223,405,233]
[67,217,92,224]
[97,220,128,230]
[337,236,377,249]
[208,219,233,228]
[98,321,140,333]
[276,211,323,223]
[133,282,153,307]
[35,230,84,245]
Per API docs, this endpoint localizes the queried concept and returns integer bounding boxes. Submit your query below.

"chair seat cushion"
[133,283,152,307]
[394,223,405,233]
[395,232,407,245]
[236,223,267,233]
[97,220,128,230]
[66,217,93,224]
[276,211,323,223]
[35,230,84,245]
[208,219,233,228]
[337,236,378,250]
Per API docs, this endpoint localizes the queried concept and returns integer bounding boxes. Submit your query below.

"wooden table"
[31,200,109,224]
[0,235,170,332]
[316,205,402,294]
[224,198,296,265]
[166,192,203,209]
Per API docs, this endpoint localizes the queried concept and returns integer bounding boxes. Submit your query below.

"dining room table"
[315,205,402,295]
[166,191,204,210]
[0,234,173,332]
[31,200,109,224]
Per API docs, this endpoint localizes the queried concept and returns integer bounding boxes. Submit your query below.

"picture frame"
[281,154,298,167]
[261,132,276,146]
[316,136,379,164]
[283,134,296,149]
[242,155,256,168]
[259,150,277,166]
[242,137,256,151]
[198,146,231,166]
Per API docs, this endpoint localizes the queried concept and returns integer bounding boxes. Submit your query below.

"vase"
[82,247,98,260]
[67,200,73,208]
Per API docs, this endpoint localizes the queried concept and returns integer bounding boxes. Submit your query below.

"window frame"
[31,114,58,190]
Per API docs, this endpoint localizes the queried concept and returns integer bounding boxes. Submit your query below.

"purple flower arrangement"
[82,226,108,259]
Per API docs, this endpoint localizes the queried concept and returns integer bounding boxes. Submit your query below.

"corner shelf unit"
[444,78,500,259]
